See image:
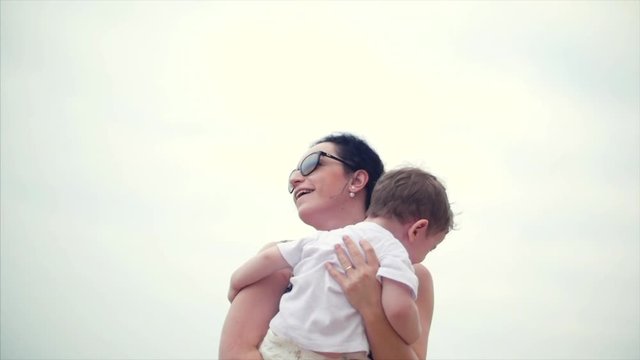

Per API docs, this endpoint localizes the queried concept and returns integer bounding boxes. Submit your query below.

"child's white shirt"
[269,221,418,353]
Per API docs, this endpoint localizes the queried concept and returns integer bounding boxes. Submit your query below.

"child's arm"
[228,246,291,302]
[381,277,422,344]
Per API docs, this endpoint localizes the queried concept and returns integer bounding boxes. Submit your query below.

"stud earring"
[349,192,355,198]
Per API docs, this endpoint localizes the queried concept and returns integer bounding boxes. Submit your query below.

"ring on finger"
[344,265,353,271]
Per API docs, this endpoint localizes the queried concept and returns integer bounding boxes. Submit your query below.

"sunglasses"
[288,151,355,193]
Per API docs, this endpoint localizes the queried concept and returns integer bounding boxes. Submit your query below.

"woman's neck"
[311,206,367,231]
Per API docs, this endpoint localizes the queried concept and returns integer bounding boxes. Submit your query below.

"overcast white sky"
[1,1,638,359]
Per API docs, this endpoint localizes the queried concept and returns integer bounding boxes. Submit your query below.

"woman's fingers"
[359,239,380,269]
[329,236,384,313]
[331,236,376,281]
[342,235,365,266]
[334,242,353,271]
[325,262,347,286]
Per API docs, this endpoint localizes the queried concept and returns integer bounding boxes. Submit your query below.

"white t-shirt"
[269,221,418,353]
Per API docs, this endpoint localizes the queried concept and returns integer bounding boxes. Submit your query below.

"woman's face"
[289,142,356,230]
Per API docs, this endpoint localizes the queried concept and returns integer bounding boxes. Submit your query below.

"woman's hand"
[326,235,428,360]
[325,235,382,314]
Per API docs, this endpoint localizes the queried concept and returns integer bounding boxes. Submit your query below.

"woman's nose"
[289,170,304,192]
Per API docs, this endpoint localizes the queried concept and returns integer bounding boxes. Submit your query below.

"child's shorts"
[259,329,368,360]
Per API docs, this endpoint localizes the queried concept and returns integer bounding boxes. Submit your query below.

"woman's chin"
[297,207,314,224]
[297,206,324,229]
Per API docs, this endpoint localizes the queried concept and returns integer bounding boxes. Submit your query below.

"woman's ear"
[407,219,429,243]
[349,169,369,193]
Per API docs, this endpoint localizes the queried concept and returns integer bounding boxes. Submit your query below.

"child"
[228,167,454,360]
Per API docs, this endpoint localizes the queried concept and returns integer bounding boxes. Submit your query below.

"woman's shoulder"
[413,264,435,316]
[413,263,434,286]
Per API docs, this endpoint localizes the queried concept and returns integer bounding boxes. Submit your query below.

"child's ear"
[407,219,429,243]
[349,169,369,193]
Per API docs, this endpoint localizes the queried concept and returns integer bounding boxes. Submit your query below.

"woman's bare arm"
[228,246,290,302]
[219,243,292,360]
[326,236,434,360]
[409,264,435,359]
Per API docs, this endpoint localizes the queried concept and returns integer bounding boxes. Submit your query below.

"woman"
[219,133,435,360]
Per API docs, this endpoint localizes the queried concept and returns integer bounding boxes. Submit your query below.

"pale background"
[1,1,638,359]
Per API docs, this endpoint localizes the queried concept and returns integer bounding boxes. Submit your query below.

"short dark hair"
[367,167,454,234]
[313,132,385,210]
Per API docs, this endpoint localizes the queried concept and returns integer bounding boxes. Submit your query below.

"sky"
[1,1,639,359]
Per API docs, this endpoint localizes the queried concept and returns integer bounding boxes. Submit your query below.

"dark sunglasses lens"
[288,152,321,193]
[300,152,321,176]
